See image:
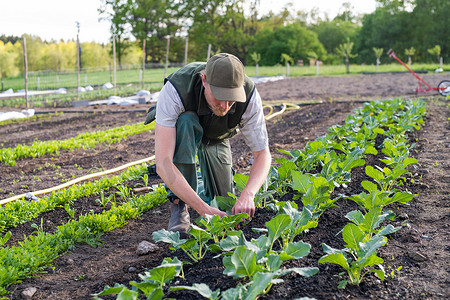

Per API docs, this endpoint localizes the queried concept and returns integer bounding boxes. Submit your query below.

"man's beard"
[209,104,231,117]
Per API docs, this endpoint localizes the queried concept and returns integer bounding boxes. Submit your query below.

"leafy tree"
[184,0,236,61]
[80,42,111,68]
[375,0,415,12]
[250,52,261,76]
[250,22,326,66]
[0,35,21,45]
[99,0,132,69]
[334,1,358,22]
[411,0,449,63]
[404,47,416,65]
[312,19,359,64]
[40,43,63,71]
[214,1,252,62]
[336,38,357,74]
[59,41,77,71]
[19,35,44,72]
[0,41,19,90]
[128,0,184,63]
[355,8,410,64]
[427,45,441,65]
[120,42,143,65]
[373,47,383,72]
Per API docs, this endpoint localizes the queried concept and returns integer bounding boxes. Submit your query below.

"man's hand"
[203,206,228,218]
[231,148,271,218]
[232,190,256,218]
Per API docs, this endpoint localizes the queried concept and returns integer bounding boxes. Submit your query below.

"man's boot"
[168,199,190,237]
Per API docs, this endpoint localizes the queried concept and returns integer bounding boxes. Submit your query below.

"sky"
[0,0,377,44]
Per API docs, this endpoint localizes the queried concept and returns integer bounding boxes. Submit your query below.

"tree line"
[0,0,447,79]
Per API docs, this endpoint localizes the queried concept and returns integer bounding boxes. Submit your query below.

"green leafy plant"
[291,172,336,219]
[95,190,114,207]
[115,185,131,201]
[218,222,318,297]
[64,203,76,219]
[93,257,183,299]
[389,265,403,279]
[346,178,415,213]
[0,232,11,247]
[345,208,400,238]
[171,268,315,300]
[153,226,212,263]
[319,224,388,288]
[196,213,248,244]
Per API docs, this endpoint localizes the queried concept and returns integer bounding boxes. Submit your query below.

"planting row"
[0,121,155,166]
[0,164,152,233]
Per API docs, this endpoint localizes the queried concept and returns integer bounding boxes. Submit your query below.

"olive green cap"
[205,53,246,102]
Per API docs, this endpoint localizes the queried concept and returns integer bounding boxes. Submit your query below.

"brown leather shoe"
[168,200,190,237]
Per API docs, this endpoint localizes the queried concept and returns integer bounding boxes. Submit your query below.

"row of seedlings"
[0,121,155,166]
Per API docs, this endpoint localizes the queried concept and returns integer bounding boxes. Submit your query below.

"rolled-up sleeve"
[155,82,185,127]
[239,88,269,152]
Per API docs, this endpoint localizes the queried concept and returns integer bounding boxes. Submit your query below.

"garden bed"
[1,72,449,299]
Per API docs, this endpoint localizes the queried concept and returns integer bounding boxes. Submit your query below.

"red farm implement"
[387,49,450,96]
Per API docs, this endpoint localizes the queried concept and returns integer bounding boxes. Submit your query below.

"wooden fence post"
[207,44,211,61]
[77,33,80,100]
[22,36,29,108]
[164,36,170,78]
[142,39,146,90]
[113,35,116,96]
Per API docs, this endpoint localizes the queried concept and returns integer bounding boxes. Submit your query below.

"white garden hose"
[264,103,300,120]
[0,155,155,206]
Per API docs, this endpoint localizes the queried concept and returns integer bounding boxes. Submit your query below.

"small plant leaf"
[214,196,236,212]
[170,283,220,300]
[319,252,350,270]
[365,166,385,184]
[152,228,187,247]
[291,171,311,194]
[223,246,262,279]
[343,223,364,250]
[345,210,364,225]
[266,214,292,247]
[403,157,417,167]
[375,224,401,237]
[358,235,387,261]
[287,267,319,278]
[234,174,249,192]
[361,180,377,193]
[280,240,311,260]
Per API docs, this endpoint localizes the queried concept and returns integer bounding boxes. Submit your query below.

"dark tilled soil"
[1,72,449,299]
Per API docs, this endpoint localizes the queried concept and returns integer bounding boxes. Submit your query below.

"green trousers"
[166,111,234,204]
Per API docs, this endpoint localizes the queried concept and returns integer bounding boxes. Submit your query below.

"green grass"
[244,63,448,77]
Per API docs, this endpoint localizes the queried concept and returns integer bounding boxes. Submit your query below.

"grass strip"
[0,185,166,295]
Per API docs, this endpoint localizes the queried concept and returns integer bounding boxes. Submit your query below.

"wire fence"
[3,63,184,92]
